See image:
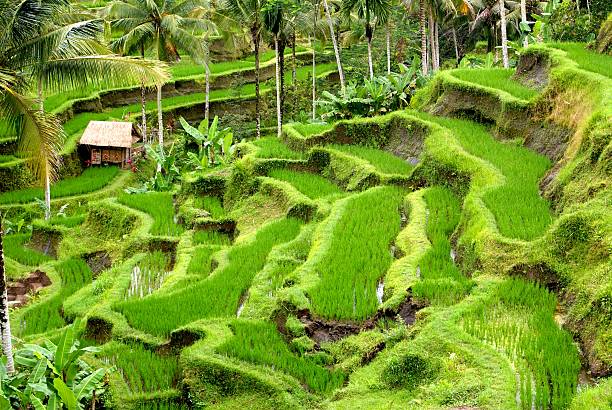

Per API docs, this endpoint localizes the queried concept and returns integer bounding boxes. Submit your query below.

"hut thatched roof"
[79,121,133,148]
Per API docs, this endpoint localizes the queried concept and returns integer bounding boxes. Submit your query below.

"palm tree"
[0,0,166,371]
[263,0,286,137]
[322,0,346,92]
[222,0,264,138]
[498,0,509,67]
[342,0,393,79]
[0,218,14,374]
[520,0,528,47]
[401,0,428,74]
[107,0,209,146]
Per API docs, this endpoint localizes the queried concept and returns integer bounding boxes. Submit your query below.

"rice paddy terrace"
[1,43,611,409]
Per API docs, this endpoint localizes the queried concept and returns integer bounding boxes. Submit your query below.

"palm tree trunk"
[252,28,261,139]
[428,9,435,71]
[311,35,316,121]
[366,22,374,79]
[386,24,391,75]
[140,83,147,143]
[204,43,211,124]
[157,84,164,146]
[499,0,509,68]
[279,38,286,123]
[452,26,459,63]
[520,0,528,48]
[0,225,15,374]
[419,0,428,75]
[140,45,147,144]
[434,20,440,70]
[292,29,297,113]
[38,79,51,221]
[323,0,345,93]
[275,35,282,138]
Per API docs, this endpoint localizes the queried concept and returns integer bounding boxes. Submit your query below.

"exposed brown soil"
[157,329,204,354]
[85,251,112,275]
[296,294,426,345]
[29,229,61,259]
[384,120,429,165]
[194,220,237,242]
[7,270,51,307]
[513,52,550,90]
[508,262,562,292]
[84,317,113,344]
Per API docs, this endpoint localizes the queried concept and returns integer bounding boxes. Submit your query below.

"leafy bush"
[550,0,612,42]
[383,353,439,389]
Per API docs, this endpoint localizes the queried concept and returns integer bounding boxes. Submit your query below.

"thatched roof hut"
[79,121,134,167]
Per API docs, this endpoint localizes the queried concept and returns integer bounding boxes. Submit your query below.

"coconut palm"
[263,0,286,137]
[106,0,210,146]
[401,0,429,74]
[221,0,264,138]
[498,0,509,67]
[0,0,166,368]
[342,0,393,79]
[322,0,346,93]
[0,219,14,374]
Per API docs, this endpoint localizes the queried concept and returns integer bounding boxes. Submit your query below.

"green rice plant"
[217,320,345,394]
[309,187,405,320]
[411,187,473,305]
[451,68,539,100]
[552,42,612,79]
[186,246,215,276]
[463,278,580,410]
[118,192,184,236]
[19,258,93,336]
[252,137,306,160]
[269,169,341,199]
[0,167,119,205]
[413,113,552,240]
[98,342,179,394]
[3,233,51,266]
[192,230,231,246]
[116,218,302,337]
[125,251,172,299]
[194,196,225,219]
[48,214,86,228]
[329,144,414,175]
[136,402,187,410]
[290,122,333,137]
[0,155,17,164]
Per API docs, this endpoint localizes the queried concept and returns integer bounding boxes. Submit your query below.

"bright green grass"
[186,246,215,276]
[19,258,93,336]
[269,169,341,199]
[99,342,179,394]
[48,214,86,228]
[194,196,225,219]
[0,166,120,205]
[413,112,552,240]
[0,155,17,164]
[451,68,539,100]
[217,320,345,394]
[309,186,404,320]
[552,42,612,79]
[116,218,302,337]
[118,192,183,236]
[329,144,414,175]
[412,187,473,305]
[252,137,306,160]
[126,251,173,299]
[464,278,580,410]
[3,233,52,266]
[193,230,231,246]
[291,122,333,137]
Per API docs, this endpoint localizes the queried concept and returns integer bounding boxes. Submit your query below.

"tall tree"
[222,0,264,138]
[499,0,508,67]
[263,0,287,137]
[342,0,393,79]
[107,0,209,146]
[322,0,346,92]
[520,0,528,47]
[402,0,428,74]
[0,217,14,374]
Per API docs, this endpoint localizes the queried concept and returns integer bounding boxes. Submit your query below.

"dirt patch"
[158,329,204,354]
[384,120,429,164]
[523,121,572,162]
[29,229,61,259]
[7,270,52,307]
[296,294,426,345]
[85,251,112,275]
[513,52,550,90]
[508,263,563,292]
[84,317,113,344]
[194,219,237,242]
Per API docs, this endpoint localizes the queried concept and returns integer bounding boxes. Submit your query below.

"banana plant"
[179,116,235,169]
[0,322,110,409]
[145,143,181,191]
